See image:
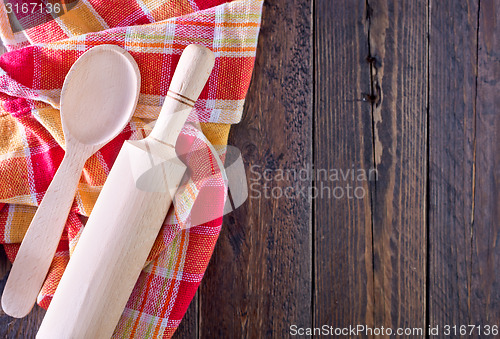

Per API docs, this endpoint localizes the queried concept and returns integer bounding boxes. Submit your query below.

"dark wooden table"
[1,0,499,338]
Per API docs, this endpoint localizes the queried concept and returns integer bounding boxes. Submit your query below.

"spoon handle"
[1,144,89,318]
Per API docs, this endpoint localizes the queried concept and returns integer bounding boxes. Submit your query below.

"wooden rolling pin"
[36,44,215,339]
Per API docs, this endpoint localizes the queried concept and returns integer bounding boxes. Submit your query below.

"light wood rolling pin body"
[36,44,215,339]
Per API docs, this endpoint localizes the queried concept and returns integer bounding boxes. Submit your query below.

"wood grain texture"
[470,0,500,327]
[367,0,428,332]
[200,0,312,337]
[314,0,374,331]
[429,0,500,332]
[428,0,478,329]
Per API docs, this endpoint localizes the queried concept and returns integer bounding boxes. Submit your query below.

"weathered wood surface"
[199,0,312,337]
[427,0,479,331]
[368,0,429,332]
[2,1,500,338]
[314,0,374,333]
[429,0,500,336]
[469,0,500,328]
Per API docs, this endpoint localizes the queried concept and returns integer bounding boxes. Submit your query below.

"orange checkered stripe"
[0,0,231,51]
[0,0,263,337]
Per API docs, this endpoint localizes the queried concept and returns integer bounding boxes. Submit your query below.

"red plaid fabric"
[0,0,263,337]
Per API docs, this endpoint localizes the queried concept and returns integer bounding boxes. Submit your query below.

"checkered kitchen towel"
[0,0,263,337]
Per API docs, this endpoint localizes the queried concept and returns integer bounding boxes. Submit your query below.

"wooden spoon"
[1,44,141,318]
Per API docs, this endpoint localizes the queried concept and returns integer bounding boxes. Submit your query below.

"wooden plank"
[428,0,478,329]
[368,0,428,333]
[429,0,500,332]
[199,0,313,337]
[470,0,500,328]
[313,0,375,332]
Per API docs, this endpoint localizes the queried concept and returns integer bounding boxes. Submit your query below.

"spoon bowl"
[61,45,140,146]
[1,44,141,318]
